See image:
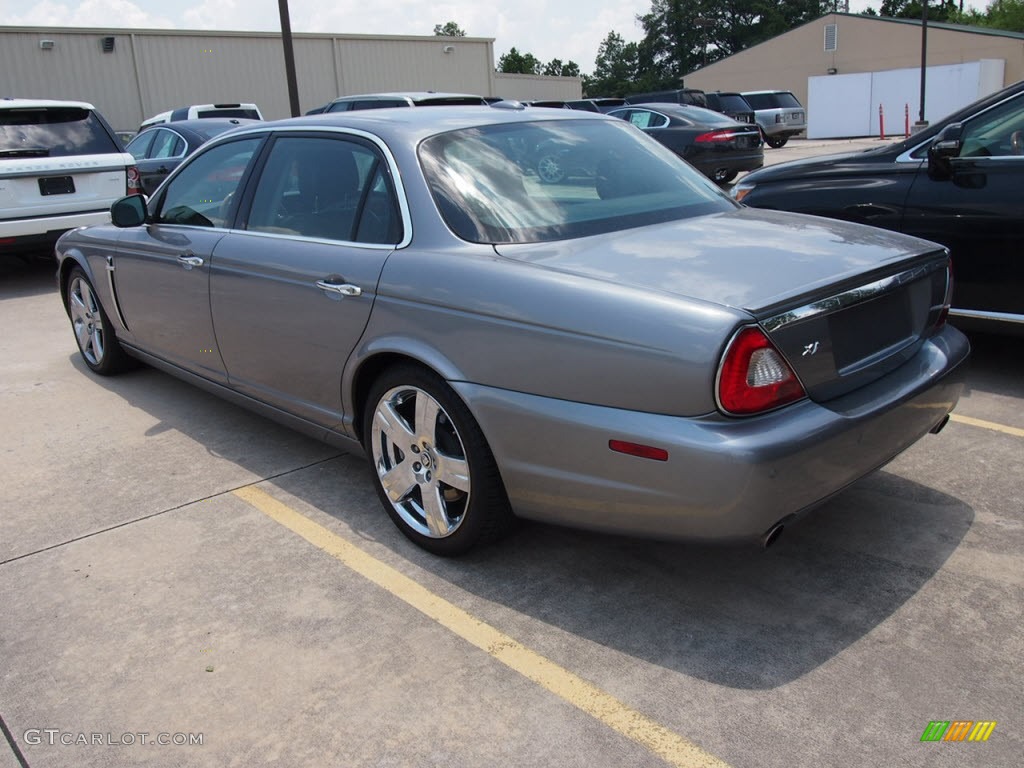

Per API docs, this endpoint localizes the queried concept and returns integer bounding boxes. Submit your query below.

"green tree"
[636,1,830,87]
[542,59,582,77]
[583,31,643,96]
[433,21,466,36]
[950,0,1024,31]
[498,47,543,74]
[877,0,960,21]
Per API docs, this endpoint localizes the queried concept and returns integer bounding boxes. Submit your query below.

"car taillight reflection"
[126,165,141,195]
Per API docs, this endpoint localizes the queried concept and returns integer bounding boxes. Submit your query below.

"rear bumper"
[690,151,764,177]
[454,325,969,542]
[1,210,110,254]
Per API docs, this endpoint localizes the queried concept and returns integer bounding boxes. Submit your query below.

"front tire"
[363,365,514,555]
[66,267,131,375]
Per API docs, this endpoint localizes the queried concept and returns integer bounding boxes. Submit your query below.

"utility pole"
[919,0,929,125]
[278,0,301,117]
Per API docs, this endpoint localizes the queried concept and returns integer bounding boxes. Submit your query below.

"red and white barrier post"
[905,104,910,138]
[879,104,885,140]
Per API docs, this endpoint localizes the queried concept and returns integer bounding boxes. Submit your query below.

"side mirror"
[927,122,964,181]
[111,194,148,227]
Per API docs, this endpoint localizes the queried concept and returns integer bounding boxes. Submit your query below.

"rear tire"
[65,267,131,375]
[765,135,788,149]
[713,169,738,185]
[363,364,515,555]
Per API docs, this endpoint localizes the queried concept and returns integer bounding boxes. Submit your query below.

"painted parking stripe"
[950,413,1024,439]
[233,485,731,768]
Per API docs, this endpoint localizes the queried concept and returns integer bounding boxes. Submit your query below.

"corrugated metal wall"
[0,26,582,131]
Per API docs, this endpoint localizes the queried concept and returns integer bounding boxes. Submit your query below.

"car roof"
[623,102,745,123]
[741,90,794,96]
[135,118,259,141]
[0,98,96,110]
[331,92,485,102]
[223,106,612,145]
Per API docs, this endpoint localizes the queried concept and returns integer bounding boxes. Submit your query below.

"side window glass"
[629,111,653,129]
[959,95,1024,158]
[126,131,155,161]
[150,130,183,159]
[155,137,261,228]
[246,135,400,244]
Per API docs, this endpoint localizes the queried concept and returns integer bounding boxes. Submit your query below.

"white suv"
[1,99,139,257]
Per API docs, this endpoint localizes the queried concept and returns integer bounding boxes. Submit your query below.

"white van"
[138,103,263,131]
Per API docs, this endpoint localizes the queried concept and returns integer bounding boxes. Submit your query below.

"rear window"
[417,97,488,106]
[195,108,260,120]
[744,92,802,110]
[717,95,752,112]
[0,107,119,158]
[420,119,732,244]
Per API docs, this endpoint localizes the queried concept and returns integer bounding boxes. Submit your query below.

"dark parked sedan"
[56,107,967,556]
[734,80,1024,333]
[609,103,763,184]
[125,118,257,195]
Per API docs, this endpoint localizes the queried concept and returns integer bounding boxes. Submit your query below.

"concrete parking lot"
[1,139,1021,767]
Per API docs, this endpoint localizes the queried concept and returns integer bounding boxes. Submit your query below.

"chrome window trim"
[212,124,413,249]
[949,308,1024,325]
[761,258,948,333]
[226,227,400,251]
[897,89,1024,163]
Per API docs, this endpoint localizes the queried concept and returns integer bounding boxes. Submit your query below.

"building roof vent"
[824,24,838,52]
[101,36,115,53]
[39,40,55,50]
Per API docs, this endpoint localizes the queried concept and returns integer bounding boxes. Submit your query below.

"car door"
[901,92,1024,319]
[209,132,405,429]
[112,136,264,381]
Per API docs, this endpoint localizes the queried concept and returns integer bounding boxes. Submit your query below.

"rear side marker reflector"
[608,440,669,462]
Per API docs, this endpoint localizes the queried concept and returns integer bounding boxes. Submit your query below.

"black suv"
[703,92,757,125]
[734,80,1024,333]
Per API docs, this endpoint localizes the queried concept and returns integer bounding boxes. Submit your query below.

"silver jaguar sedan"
[56,107,969,555]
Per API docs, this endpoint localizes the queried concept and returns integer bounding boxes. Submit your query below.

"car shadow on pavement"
[0,256,58,300]
[269,453,973,691]
[961,330,1024,400]
[65,318,975,694]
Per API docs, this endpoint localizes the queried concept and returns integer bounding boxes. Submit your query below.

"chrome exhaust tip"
[930,414,951,434]
[761,522,785,550]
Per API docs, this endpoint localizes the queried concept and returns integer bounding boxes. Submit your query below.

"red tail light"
[126,165,141,195]
[695,129,736,143]
[717,327,806,415]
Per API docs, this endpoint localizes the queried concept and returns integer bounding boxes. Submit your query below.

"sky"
[0,0,990,75]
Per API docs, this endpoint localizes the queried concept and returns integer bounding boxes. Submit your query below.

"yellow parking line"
[950,413,1024,438]
[233,485,731,768]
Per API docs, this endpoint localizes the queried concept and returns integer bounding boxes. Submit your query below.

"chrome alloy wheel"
[370,385,472,539]
[68,276,106,366]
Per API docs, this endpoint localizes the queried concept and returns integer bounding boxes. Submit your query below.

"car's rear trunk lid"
[495,207,951,403]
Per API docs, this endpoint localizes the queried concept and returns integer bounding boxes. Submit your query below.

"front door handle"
[178,254,203,270]
[316,279,361,297]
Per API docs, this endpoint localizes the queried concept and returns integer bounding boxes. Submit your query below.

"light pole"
[278,0,301,117]
[918,0,929,127]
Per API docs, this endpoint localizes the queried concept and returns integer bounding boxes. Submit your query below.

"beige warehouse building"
[0,26,581,132]
[684,12,1024,137]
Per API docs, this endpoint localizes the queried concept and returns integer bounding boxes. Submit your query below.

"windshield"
[0,107,119,157]
[419,119,734,244]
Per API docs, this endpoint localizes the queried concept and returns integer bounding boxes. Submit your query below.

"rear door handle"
[316,279,361,297]
[178,254,203,270]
